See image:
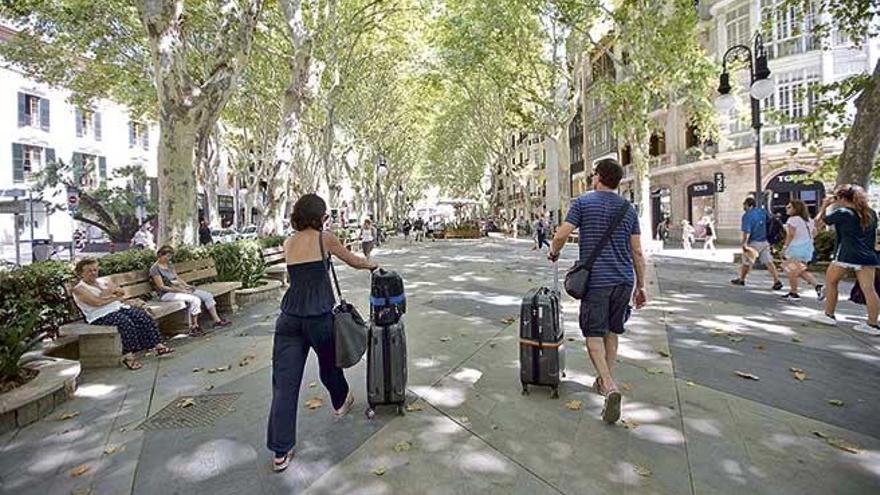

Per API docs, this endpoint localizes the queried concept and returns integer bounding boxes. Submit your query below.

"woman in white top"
[699,209,716,251]
[781,200,823,300]
[681,219,695,250]
[71,258,172,370]
[360,219,376,259]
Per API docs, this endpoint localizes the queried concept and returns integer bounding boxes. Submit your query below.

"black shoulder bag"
[564,202,632,300]
[319,232,368,368]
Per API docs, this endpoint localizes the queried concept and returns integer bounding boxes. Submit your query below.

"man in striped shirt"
[548,158,647,424]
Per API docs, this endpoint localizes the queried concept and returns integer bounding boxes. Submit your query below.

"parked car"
[211,228,237,243]
[238,225,259,240]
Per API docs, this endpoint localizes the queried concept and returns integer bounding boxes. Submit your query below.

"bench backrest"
[100,269,154,300]
[262,246,286,266]
[176,258,218,284]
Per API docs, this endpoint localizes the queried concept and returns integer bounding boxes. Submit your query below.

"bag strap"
[318,231,343,301]
[583,202,631,271]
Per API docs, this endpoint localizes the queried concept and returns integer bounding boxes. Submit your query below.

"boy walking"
[549,158,646,424]
[731,197,783,290]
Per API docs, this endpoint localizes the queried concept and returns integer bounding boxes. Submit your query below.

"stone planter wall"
[234,278,284,306]
[0,357,81,435]
[444,229,481,239]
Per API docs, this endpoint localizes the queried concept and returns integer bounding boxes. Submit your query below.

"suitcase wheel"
[365,408,376,420]
[396,405,406,416]
[562,371,567,378]
[521,383,529,396]
[550,387,560,399]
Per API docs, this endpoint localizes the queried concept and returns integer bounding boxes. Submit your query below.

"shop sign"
[714,172,725,192]
[688,182,715,197]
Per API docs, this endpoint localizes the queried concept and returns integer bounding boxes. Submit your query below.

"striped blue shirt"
[565,191,640,289]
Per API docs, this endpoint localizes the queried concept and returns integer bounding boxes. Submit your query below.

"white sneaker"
[810,312,838,326]
[853,323,880,336]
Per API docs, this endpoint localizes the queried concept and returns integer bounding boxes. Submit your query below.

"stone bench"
[175,258,242,314]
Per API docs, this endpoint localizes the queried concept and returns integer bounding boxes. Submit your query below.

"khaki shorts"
[742,241,773,267]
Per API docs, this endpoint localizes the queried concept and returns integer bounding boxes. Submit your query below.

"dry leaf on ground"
[827,438,861,454]
[791,336,803,343]
[205,384,214,391]
[207,368,217,374]
[657,349,670,358]
[734,371,760,380]
[634,464,652,477]
[192,368,202,373]
[393,441,412,453]
[69,464,91,477]
[709,329,726,336]
[728,336,744,343]
[177,398,195,408]
[754,344,766,351]
[103,445,122,456]
[565,400,583,411]
[621,383,633,392]
[686,381,696,387]
[458,416,470,424]
[646,368,664,375]
[501,317,515,325]
[56,411,80,421]
[440,337,451,342]
[789,368,807,381]
[372,466,387,476]
[812,430,828,439]
[828,399,845,407]
[405,403,424,412]
[621,419,640,430]
[305,397,323,410]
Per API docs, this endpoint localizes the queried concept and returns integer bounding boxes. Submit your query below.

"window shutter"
[128,122,135,147]
[17,93,26,127]
[94,112,102,141]
[40,98,50,131]
[75,108,83,137]
[99,156,107,183]
[142,126,150,149]
[72,152,83,186]
[45,147,55,167]
[12,143,24,183]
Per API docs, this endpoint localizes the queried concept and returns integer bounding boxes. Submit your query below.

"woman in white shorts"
[813,185,879,334]
[780,200,822,300]
[150,245,231,336]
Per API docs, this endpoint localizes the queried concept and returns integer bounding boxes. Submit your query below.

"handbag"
[564,202,632,300]
[319,233,369,368]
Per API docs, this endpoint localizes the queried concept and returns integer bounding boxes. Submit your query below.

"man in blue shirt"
[731,197,782,290]
[548,158,646,425]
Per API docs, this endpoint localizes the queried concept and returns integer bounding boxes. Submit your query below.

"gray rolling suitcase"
[519,262,565,398]
[365,321,407,418]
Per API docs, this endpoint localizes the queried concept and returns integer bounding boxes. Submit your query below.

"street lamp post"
[376,152,388,227]
[715,33,775,207]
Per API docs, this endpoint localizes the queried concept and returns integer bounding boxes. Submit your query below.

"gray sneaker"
[853,323,880,336]
[602,390,622,424]
[811,312,837,326]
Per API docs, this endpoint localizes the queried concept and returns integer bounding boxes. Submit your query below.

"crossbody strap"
[318,231,343,301]
[583,202,631,271]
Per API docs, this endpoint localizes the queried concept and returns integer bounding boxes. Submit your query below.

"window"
[129,121,150,149]
[725,3,751,49]
[73,152,107,189]
[76,109,102,140]
[17,93,49,131]
[764,68,820,143]
[761,0,818,59]
[22,145,42,178]
[12,144,53,183]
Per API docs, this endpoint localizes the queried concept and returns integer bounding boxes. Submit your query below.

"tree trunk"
[835,58,880,188]
[195,124,221,227]
[157,111,198,246]
[630,141,653,238]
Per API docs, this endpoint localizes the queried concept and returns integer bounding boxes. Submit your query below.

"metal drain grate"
[138,393,241,431]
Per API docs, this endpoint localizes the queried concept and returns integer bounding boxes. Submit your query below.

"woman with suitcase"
[267,193,378,473]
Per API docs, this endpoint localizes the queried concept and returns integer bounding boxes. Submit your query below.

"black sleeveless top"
[280,232,337,316]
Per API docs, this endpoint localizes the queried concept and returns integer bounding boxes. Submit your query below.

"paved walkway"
[1,238,878,494]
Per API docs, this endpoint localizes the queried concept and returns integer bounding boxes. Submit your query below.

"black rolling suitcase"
[365,270,408,418]
[519,262,565,398]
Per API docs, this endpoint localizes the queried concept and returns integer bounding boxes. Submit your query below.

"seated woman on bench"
[71,258,173,370]
[150,245,231,336]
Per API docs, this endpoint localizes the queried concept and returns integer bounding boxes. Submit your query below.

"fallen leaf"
[621,383,633,392]
[633,464,652,477]
[305,397,323,410]
[69,464,91,477]
[791,336,803,343]
[372,466,387,476]
[393,441,412,453]
[192,368,202,373]
[307,382,318,388]
[657,349,670,358]
[754,344,766,351]
[734,371,760,381]
[828,399,844,407]
[56,411,80,421]
[812,430,828,439]
[501,317,515,325]
[458,416,470,423]
[827,437,861,454]
[491,424,500,431]
[646,367,664,375]
[565,400,583,411]
[621,418,640,429]
[205,384,214,391]
[709,329,726,336]
[238,355,255,367]
[728,336,744,343]
[489,343,497,348]
[793,371,807,381]
[177,398,195,408]
[103,445,122,456]
[405,403,424,412]
[225,364,232,371]
[207,368,218,374]
[440,337,451,343]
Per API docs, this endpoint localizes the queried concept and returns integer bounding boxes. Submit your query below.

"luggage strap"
[370,294,406,306]
[519,338,563,349]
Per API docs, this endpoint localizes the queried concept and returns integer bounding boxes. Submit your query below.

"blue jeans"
[266,312,349,457]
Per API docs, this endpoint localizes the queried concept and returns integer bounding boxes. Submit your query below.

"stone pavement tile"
[679,380,880,495]
[303,407,563,495]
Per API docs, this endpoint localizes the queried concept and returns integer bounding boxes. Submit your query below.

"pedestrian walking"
[812,185,879,334]
[656,217,671,246]
[548,158,646,424]
[360,219,376,258]
[681,220,695,250]
[267,193,378,472]
[731,197,783,290]
[535,216,550,251]
[198,219,213,246]
[414,217,425,242]
[780,200,822,300]
[699,208,716,251]
[150,246,231,336]
[402,218,412,243]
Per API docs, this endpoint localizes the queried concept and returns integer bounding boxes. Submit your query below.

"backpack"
[766,213,785,245]
[370,269,406,326]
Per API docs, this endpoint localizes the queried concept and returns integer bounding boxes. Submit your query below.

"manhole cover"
[138,393,241,431]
